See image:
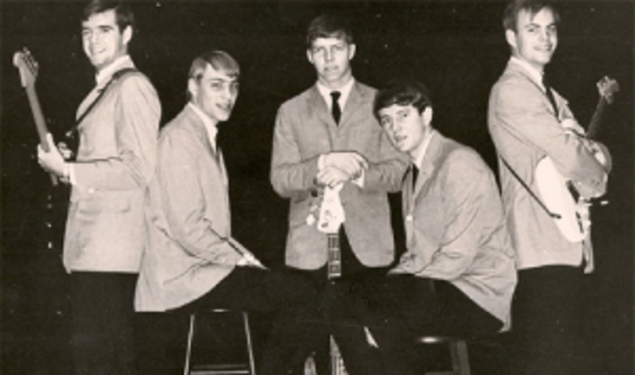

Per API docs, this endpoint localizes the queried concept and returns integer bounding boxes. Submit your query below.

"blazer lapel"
[407,134,443,212]
[339,82,363,126]
[308,86,336,127]
[506,61,560,118]
[183,106,226,183]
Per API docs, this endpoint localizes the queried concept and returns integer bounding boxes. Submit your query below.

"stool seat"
[184,310,256,375]
[414,335,471,375]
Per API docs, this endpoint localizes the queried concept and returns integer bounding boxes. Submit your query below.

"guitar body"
[535,157,589,242]
[534,76,618,243]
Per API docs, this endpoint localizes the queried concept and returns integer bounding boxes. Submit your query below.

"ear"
[122,25,133,46]
[348,43,356,60]
[187,78,198,101]
[422,106,433,126]
[505,29,517,49]
[306,49,314,65]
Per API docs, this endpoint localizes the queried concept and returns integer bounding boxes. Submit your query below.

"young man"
[36,1,160,374]
[487,0,611,373]
[134,50,316,375]
[270,14,408,374]
[327,79,516,375]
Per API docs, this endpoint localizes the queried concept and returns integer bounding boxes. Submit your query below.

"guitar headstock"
[13,48,39,89]
[597,76,619,105]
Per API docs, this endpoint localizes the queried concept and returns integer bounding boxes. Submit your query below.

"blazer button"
[406,214,414,222]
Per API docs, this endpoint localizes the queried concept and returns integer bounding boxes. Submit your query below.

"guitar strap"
[499,156,561,219]
[65,67,139,139]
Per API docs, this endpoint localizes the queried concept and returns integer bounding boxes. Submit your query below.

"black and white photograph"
[2,1,632,374]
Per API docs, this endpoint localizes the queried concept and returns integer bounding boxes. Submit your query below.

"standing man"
[488,1,611,373]
[326,79,516,375]
[36,1,160,374]
[270,13,408,374]
[135,50,316,375]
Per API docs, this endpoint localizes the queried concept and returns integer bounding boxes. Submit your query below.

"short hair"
[502,0,560,32]
[306,14,354,49]
[187,50,240,101]
[373,80,433,122]
[82,0,135,33]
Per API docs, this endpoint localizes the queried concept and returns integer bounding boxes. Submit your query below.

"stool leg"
[183,314,196,375]
[242,312,256,375]
[449,341,471,375]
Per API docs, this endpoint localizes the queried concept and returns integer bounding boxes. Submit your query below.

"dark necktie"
[412,164,419,189]
[542,75,559,116]
[330,91,342,125]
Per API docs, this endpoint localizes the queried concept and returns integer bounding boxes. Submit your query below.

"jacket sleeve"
[494,80,608,198]
[270,105,320,198]
[362,128,409,193]
[73,75,161,190]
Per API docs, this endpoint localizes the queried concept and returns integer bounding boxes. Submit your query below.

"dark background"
[1,1,632,374]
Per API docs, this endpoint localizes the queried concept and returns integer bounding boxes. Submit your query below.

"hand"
[316,166,349,188]
[37,133,66,177]
[57,141,74,160]
[323,152,368,177]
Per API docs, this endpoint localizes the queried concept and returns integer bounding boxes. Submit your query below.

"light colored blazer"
[63,59,160,273]
[488,59,610,271]
[392,132,516,325]
[135,105,242,312]
[271,81,409,270]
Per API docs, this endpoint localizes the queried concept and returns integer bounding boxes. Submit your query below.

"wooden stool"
[414,336,471,375]
[183,309,256,375]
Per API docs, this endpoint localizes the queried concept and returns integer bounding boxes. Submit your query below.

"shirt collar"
[317,77,355,110]
[510,56,545,90]
[95,55,132,85]
[188,102,218,151]
[412,129,437,170]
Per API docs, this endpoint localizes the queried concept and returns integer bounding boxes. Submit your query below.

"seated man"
[327,79,517,375]
[134,50,316,375]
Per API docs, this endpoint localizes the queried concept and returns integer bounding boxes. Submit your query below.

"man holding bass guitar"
[487,0,613,374]
[36,1,160,374]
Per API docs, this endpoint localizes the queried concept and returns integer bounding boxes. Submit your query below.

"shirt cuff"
[318,154,326,171]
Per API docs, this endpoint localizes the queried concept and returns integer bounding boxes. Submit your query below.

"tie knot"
[330,91,341,101]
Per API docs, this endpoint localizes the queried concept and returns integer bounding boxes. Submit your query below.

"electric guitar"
[316,184,348,375]
[535,76,619,242]
[13,47,58,185]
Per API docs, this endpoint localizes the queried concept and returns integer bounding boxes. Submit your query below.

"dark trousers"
[177,267,318,375]
[70,272,137,375]
[287,229,391,375]
[326,274,502,375]
[511,265,586,375]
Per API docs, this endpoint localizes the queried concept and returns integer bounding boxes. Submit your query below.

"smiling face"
[378,104,433,159]
[307,36,356,90]
[188,63,239,125]
[81,9,131,71]
[506,7,558,71]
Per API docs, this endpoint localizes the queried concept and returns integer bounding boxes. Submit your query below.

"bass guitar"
[13,47,57,185]
[316,183,348,375]
[535,76,619,242]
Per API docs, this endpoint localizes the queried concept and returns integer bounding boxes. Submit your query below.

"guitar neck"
[586,96,607,141]
[327,232,341,279]
[25,85,50,150]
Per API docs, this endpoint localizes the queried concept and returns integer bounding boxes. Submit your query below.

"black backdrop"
[2,1,633,374]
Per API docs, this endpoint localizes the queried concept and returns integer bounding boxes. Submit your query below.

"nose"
[325,48,334,62]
